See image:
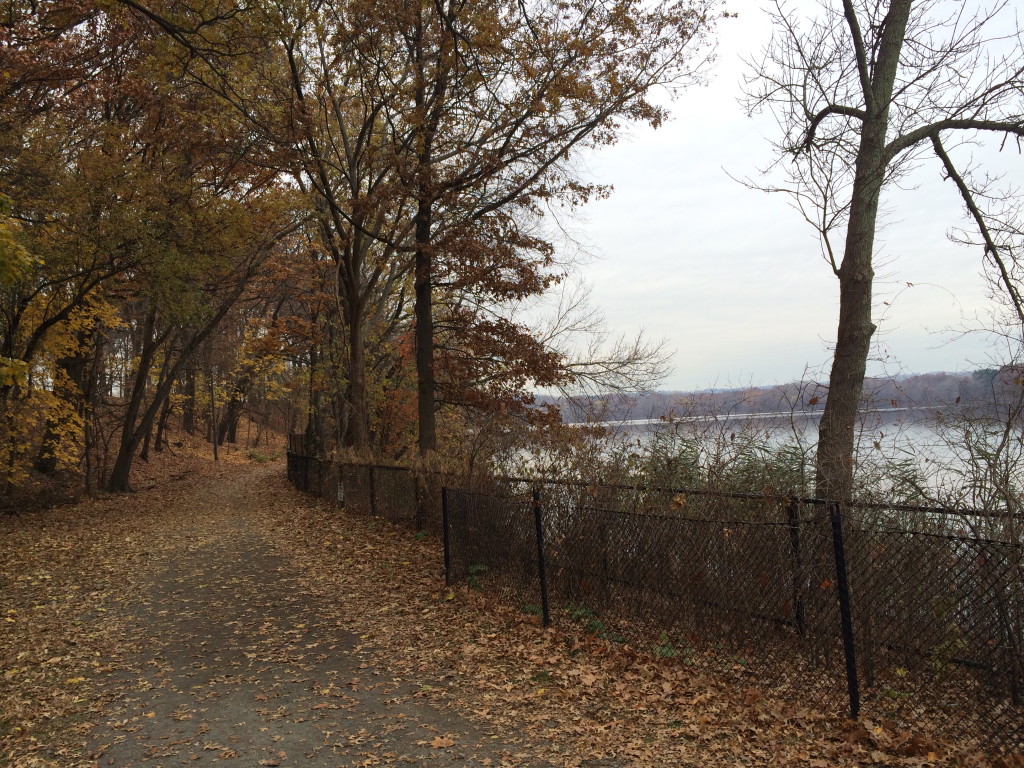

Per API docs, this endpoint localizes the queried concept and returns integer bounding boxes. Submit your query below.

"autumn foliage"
[0,0,717,495]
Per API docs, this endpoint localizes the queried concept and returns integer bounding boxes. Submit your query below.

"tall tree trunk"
[814,0,912,502]
[304,348,323,456]
[217,373,250,446]
[182,359,196,434]
[410,3,444,458]
[347,309,370,451]
[210,360,219,461]
[414,200,436,455]
[107,307,158,491]
[153,393,173,452]
[140,416,154,462]
[140,350,172,462]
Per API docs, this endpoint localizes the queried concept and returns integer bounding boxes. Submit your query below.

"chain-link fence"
[284,448,1024,749]
[842,514,1024,746]
[289,454,458,533]
[443,481,1024,748]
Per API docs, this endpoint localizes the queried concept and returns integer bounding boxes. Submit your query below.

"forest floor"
[0,447,1011,767]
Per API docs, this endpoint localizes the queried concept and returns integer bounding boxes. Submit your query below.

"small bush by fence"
[285,447,1024,750]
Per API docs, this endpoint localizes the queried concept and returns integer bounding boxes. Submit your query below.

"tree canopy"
[0,0,719,492]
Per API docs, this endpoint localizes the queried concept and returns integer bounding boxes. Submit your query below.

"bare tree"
[745,0,1024,501]
[530,279,672,412]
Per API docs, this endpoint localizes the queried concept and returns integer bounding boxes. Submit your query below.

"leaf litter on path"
[0,456,1009,767]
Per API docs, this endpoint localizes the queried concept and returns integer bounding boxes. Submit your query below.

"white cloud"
[568,2,1019,391]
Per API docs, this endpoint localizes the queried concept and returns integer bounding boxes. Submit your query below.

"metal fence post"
[533,487,551,627]
[414,473,425,531]
[600,516,611,610]
[442,486,452,587]
[368,465,377,517]
[787,497,806,637]
[336,463,346,507]
[829,500,860,719]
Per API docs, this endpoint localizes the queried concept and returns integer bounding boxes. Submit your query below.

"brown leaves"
[2,457,1005,768]
[742,686,763,707]
[278,484,972,768]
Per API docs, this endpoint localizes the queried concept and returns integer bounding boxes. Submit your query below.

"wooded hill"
[551,368,1023,424]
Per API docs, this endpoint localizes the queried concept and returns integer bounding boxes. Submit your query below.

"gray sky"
[569,2,1020,392]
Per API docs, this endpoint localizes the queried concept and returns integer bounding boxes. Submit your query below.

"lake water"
[585,406,1023,508]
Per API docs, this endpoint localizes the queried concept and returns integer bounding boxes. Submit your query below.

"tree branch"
[803,104,867,152]
[930,132,1024,327]
[888,118,1024,158]
[841,0,873,106]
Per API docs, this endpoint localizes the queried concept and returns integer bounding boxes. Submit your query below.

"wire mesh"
[372,465,417,526]
[445,488,545,615]
[843,516,1024,748]
[284,451,1024,749]
[338,464,372,514]
[532,486,848,708]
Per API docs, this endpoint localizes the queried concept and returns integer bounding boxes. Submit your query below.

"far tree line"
[554,369,1024,425]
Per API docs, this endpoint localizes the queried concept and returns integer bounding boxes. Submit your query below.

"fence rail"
[285,448,1024,750]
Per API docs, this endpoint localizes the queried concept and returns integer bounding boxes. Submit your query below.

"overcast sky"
[564,1,1021,392]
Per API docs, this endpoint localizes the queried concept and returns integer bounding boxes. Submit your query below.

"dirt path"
[5,457,987,768]
[85,463,529,767]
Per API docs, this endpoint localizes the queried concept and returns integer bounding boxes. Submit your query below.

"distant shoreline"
[570,405,945,428]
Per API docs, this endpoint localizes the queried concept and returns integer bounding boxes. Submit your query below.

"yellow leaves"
[64,677,87,685]
[0,357,28,389]
[0,196,37,290]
